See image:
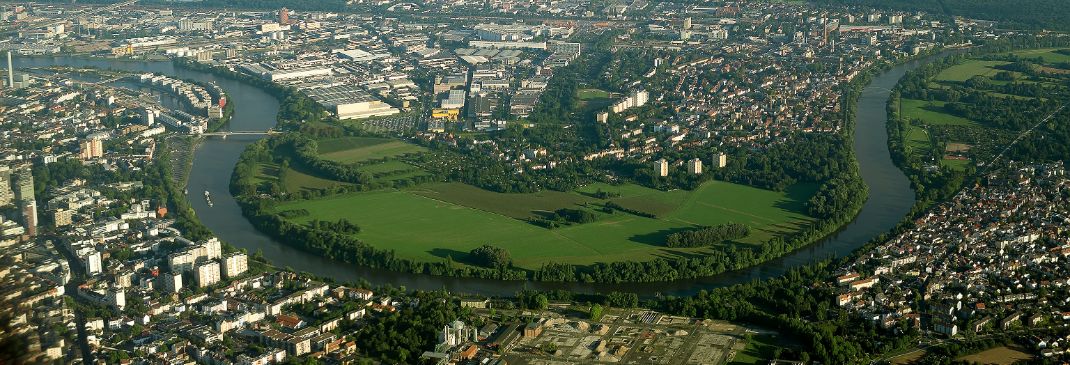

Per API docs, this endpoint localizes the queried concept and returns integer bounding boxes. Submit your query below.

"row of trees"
[665,223,750,248]
[307,219,361,234]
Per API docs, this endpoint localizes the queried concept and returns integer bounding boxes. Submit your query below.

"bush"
[469,245,511,268]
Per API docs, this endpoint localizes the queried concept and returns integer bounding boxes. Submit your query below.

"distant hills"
[814,0,1070,31]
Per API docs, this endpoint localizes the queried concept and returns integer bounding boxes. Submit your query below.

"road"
[50,237,96,365]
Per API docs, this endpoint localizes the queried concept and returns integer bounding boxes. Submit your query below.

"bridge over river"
[201,130,279,138]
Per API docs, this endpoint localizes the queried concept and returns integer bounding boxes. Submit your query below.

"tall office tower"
[22,201,36,236]
[0,166,13,206]
[143,108,155,125]
[13,167,35,234]
[6,51,12,89]
[13,167,33,203]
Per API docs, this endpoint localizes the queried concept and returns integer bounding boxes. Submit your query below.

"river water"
[18,54,935,297]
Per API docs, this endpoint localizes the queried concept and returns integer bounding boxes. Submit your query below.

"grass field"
[955,346,1032,365]
[934,60,1008,82]
[901,99,978,126]
[254,162,352,193]
[317,136,427,164]
[999,48,1070,64]
[412,182,592,220]
[360,160,431,183]
[273,180,816,269]
[903,126,931,156]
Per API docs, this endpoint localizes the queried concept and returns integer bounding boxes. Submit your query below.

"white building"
[108,287,125,310]
[656,159,669,177]
[304,85,399,120]
[84,251,102,275]
[715,152,728,168]
[688,158,703,175]
[440,90,466,109]
[168,238,222,272]
[194,261,221,288]
[223,252,248,278]
[440,320,473,347]
[161,272,182,293]
[610,90,649,114]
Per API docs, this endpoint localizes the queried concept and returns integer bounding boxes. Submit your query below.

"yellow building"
[431,108,460,121]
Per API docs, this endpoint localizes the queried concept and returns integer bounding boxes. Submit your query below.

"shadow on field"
[428,248,473,264]
[627,226,701,246]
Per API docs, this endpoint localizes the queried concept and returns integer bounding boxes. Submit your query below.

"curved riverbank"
[17,54,938,297]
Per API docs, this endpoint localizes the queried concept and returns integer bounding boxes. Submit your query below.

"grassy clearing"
[955,346,1032,365]
[934,60,1008,82]
[729,333,780,364]
[273,180,816,269]
[901,99,978,126]
[317,136,427,164]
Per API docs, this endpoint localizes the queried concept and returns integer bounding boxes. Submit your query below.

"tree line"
[665,223,750,248]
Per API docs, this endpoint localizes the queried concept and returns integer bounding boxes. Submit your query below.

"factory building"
[305,85,399,120]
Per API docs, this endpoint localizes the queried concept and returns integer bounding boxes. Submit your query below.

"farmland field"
[955,346,1032,365]
[272,180,816,269]
[317,136,427,164]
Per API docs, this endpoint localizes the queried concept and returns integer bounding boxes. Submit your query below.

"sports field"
[273,180,816,269]
[577,88,615,100]
[317,136,427,164]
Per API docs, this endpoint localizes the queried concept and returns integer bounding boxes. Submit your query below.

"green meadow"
[272,180,816,269]
[317,136,427,164]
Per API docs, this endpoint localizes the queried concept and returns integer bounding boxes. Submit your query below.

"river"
[18,54,936,297]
